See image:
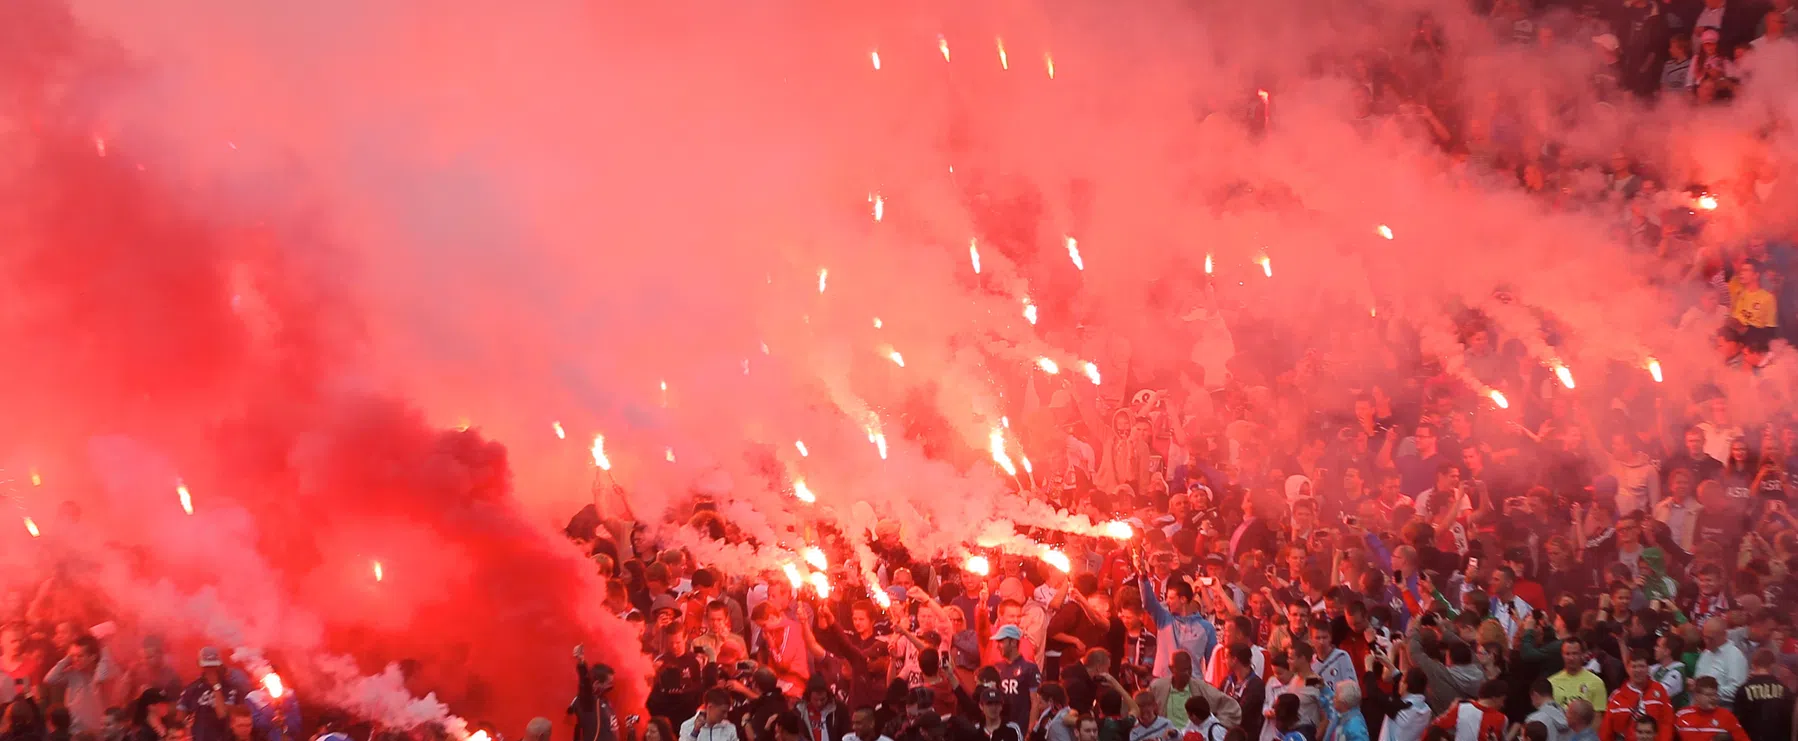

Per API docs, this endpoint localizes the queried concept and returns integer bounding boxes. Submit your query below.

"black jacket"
[1730,673,1791,741]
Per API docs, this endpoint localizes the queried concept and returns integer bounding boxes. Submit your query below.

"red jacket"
[1672,706,1748,741]
[1599,682,1674,741]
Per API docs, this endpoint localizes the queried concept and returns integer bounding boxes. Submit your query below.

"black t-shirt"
[1732,674,1791,740]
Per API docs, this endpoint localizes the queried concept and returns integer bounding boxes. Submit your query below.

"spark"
[989,428,1018,476]
[965,555,991,576]
[1376,225,1394,240]
[262,673,285,699]
[1083,361,1102,385]
[871,50,881,70]
[871,193,884,222]
[1647,358,1663,383]
[22,517,38,538]
[873,317,883,329]
[590,434,612,470]
[1488,390,1509,409]
[1260,255,1273,277]
[887,350,905,368]
[1204,253,1213,274]
[1102,521,1134,540]
[802,546,829,570]
[782,563,804,589]
[1697,195,1719,211]
[664,447,675,462]
[551,421,565,439]
[1023,301,1038,325]
[1036,357,1060,374]
[938,35,951,62]
[1553,364,1576,390]
[970,239,982,274]
[793,479,816,503]
[1041,548,1071,573]
[818,268,829,294]
[996,38,1008,69]
[1044,52,1055,79]
[177,481,194,515]
[1064,236,1084,271]
[373,561,384,582]
[808,572,832,599]
[795,440,809,457]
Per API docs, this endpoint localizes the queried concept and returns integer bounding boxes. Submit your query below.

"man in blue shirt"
[988,625,1041,730]
[178,647,249,741]
[1139,576,1218,679]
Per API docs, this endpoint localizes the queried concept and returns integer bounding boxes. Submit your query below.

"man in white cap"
[178,647,248,741]
[987,625,1041,731]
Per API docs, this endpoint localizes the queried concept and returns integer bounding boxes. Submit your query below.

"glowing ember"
[970,239,981,274]
[887,350,905,368]
[794,440,809,457]
[263,673,284,699]
[372,561,384,582]
[1064,236,1084,271]
[1023,301,1038,325]
[782,563,804,589]
[989,428,1018,476]
[1647,358,1663,383]
[996,38,1008,69]
[1697,195,1719,211]
[1259,256,1273,277]
[965,555,991,575]
[23,517,39,538]
[1553,364,1576,389]
[1488,390,1509,409]
[870,50,881,70]
[664,447,675,462]
[808,571,831,599]
[938,35,951,62]
[1204,253,1213,274]
[590,434,612,470]
[1377,225,1394,240]
[1102,521,1134,540]
[177,482,194,515]
[1083,362,1102,385]
[1037,357,1060,374]
[1041,548,1072,573]
[793,480,816,503]
[551,421,565,439]
[1044,52,1055,79]
[818,267,829,293]
[802,546,828,570]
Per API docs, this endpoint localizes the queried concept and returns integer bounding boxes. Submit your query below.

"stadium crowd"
[8,0,1798,740]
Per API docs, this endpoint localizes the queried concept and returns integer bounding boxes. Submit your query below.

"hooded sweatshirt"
[1405,629,1485,714]
[1609,456,1661,514]
[1524,702,1569,741]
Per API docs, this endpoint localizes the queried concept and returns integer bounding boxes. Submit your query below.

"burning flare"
[1204,253,1213,274]
[887,350,905,368]
[664,447,676,462]
[1488,390,1509,409]
[873,317,883,329]
[782,563,804,589]
[1101,521,1134,540]
[372,561,384,582]
[871,193,885,222]
[965,555,991,576]
[793,480,816,503]
[22,517,39,538]
[1553,364,1576,389]
[872,587,892,609]
[996,38,1008,69]
[870,50,881,70]
[1023,301,1038,325]
[551,421,565,439]
[1036,357,1061,374]
[969,240,981,274]
[177,481,194,515]
[1647,358,1663,383]
[1041,548,1072,573]
[817,267,829,294]
[794,440,809,457]
[808,572,831,599]
[590,434,612,470]
[1064,236,1084,271]
[262,673,284,699]
[1021,456,1033,474]
[938,35,951,62]
[1083,362,1102,385]
[1259,255,1273,277]
[1697,194,1719,211]
[1377,224,1394,240]
[1044,52,1055,79]
[989,429,1018,476]
[30,470,40,487]
[802,546,828,570]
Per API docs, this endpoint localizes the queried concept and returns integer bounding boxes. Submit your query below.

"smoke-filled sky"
[1,0,1795,730]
